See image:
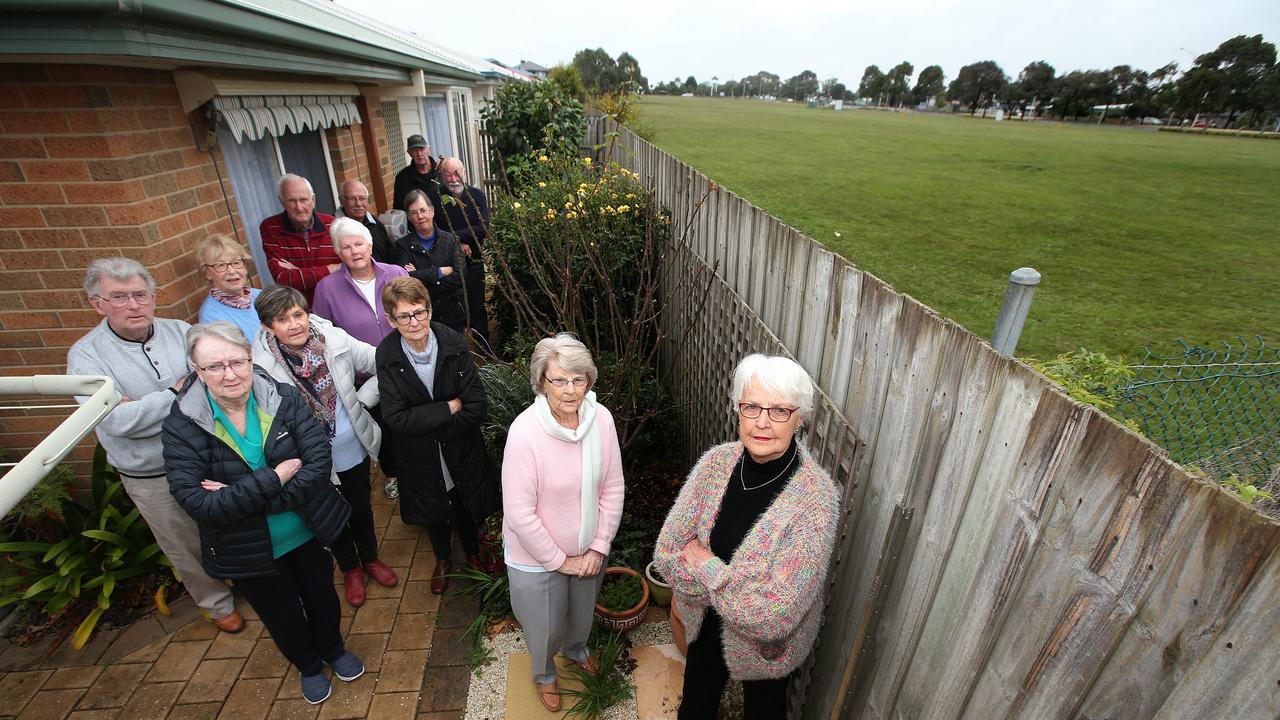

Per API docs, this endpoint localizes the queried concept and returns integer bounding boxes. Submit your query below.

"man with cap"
[392,134,443,213]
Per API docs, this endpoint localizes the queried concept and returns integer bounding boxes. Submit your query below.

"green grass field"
[638,96,1280,360]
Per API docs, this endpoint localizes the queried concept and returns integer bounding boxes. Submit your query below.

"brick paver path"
[0,488,481,720]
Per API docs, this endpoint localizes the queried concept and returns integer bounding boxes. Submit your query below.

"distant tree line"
[644,34,1280,128]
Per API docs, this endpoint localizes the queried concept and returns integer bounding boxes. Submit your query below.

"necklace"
[739,448,796,491]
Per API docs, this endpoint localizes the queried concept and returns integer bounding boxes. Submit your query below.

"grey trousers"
[507,565,606,684]
[120,474,236,618]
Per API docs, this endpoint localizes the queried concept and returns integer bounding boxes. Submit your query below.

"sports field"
[639,96,1280,360]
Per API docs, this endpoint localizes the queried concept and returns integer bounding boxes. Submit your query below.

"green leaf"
[0,542,53,554]
[43,537,77,563]
[72,607,105,649]
[81,529,128,546]
[21,574,61,599]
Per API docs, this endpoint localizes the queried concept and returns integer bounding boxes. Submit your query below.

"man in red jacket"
[259,174,339,302]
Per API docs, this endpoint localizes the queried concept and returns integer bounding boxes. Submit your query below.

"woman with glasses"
[195,234,261,340]
[374,276,497,595]
[654,354,840,719]
[162,322,362,705]
[391,189,467,334]
[500,333,625,711]
[251,285,399,609]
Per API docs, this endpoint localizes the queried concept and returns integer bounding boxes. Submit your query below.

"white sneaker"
[383,476,399,500]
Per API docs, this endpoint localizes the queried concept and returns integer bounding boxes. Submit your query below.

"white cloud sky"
[336,0,1279,85]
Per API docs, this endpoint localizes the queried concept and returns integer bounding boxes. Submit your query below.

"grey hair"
[277,173,314,200]
[185,321,252,362]
[731,354,815,422]
[329,216,373,253]
[83,257,155,298]
[529,333,598,395]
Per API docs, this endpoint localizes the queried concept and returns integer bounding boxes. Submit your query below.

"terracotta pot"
[669,600,688,656]
[593,566,650,632]
[644,560,672,607]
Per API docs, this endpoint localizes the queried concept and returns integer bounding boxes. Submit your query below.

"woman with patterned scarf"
[251,285,400,608]
[196,233,262,340]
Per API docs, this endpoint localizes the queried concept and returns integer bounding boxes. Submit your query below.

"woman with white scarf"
[501,333,626,712]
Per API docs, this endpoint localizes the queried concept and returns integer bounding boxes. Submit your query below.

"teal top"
[208,389,313,558]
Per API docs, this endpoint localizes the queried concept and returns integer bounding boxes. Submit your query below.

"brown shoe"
[343,568,367,607]
[431,560,451,595]
[363,559,399,588]
[210,610,245,633]
[537,681,561,711]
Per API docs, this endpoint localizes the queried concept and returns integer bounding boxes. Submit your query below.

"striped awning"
[213,95,362,143]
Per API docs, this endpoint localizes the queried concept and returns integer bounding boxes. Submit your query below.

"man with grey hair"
[66,257,243,633]
[335,179,394,264]
[259,173,339,303]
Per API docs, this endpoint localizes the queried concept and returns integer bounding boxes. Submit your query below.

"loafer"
[209,610,244,633]
[383,476,399,500]
[343,568,366,607]
[327,651,365,682]
[431,560,451,595]
[537,681,561,711]
[363,559,399,588]
[301,672,331,704]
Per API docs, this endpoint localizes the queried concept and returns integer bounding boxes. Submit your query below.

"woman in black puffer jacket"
[162,321,359,706]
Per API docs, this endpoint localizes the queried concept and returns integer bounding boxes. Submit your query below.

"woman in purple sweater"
[655,354,840,719]
[501,334,626,712]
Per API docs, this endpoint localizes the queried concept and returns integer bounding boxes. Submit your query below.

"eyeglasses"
[94,291,154,308]
[407,208,432,217]
[392,309,430,326]
[545,376,588,388]
[197,358,252,375]
[738,403,796,422]
[204,258,246,273]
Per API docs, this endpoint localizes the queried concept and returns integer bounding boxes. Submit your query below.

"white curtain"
[217,123,280,289]
[423,95,453,160]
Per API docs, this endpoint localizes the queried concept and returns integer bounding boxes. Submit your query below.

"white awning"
[212,95,363,143]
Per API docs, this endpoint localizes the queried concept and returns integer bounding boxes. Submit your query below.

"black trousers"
[368,405,400,478]
[678,609,792,720]
[425,486,480,561]
[331,456,378,572]
[235,539,345,677]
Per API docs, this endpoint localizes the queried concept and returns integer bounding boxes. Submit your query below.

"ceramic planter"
[644,560,672,607]
[594,566,650,632]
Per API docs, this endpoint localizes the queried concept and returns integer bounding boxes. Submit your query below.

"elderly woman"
[375,276,497,595]
[391,189,467,334]
[312,217,409,501]
[195,233,261,340]
[502,333,625,711]
[654,354,840,719]
[162,322,362,705]
[251,285,399,608]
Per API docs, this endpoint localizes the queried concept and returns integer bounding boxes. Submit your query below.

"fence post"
[991,267,1041,355]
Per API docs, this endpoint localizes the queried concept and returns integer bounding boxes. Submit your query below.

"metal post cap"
[1009,267,1041,286]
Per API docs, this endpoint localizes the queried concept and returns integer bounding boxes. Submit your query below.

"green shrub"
[480,80,586,190]
[1031,348,1135,413]
[597,572,644,612]
[561,626,633,719]
[478,361,536,467]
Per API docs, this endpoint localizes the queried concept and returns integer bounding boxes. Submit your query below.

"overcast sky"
[336,0,1279,86]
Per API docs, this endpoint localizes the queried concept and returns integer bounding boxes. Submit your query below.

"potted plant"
[644,560,672,607]
[594,566,649,632]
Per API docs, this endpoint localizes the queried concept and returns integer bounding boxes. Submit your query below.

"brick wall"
[0,63,237,467]
[325,99,398,215]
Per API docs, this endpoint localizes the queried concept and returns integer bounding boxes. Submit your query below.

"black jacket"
[391,229,467,333]
[438,185,490,257]
[162,368,351,579]
[393,158,442,212]
[375,322,498,527]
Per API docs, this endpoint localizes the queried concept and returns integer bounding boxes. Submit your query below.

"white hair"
[185,321,252,361]
[84,257,155,298]
[277,173,314,200]
[441,157,467,183]
[529,333,598,394]
[329,216,373,253]
[731,354,815,421]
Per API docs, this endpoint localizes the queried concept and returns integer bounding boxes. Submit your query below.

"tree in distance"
[911,65,946,106]
[858,65,886,103]
[1189,34,1278,126]
[1011,61,1055,116]
[885,61,914,106]
[948,60,1008,114]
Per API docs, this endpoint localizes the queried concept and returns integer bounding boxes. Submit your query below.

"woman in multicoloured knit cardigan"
[654,354,841,719]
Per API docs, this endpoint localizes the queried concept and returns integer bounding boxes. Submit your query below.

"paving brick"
[342,634,388,676]
[396,583,439,615]
[349,599,398,635]
[178,658,246,704]
[43,666,103,690]
[172,620,220,643]
[381,517,420,541]
[265,698,318,720]
[0,669,53,710]
[156,597,205,634]
[41,628,119,669]
[417,665,469,713]
[367,692,418,720]
[377,540,417,569]
[0,638,56,671]
[240,639,289,681]
[364,578,405,601]
[118,681,182,720]
[315,671,375,720]
[434,593,479,631]
[106,629,168,665]
[216,676,281,720]
[19,688,86,720]
[166,702,224,719]
[144,641,211,683]
[387,614,434,652]
[66,710,119,720]
[414,712,462,720]
[205,621,263,660]
[425,628,469,668]
[407,553,439,585]
[77,663,148,709]
[374,650,426,694]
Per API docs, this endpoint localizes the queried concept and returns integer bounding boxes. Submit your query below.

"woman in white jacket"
[253,285,400,607]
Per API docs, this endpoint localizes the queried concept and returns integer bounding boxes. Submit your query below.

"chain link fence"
[1112,337,1279,501]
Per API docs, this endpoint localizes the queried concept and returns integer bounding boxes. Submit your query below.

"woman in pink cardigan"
[654,354,840,719]
[501,333,625,712]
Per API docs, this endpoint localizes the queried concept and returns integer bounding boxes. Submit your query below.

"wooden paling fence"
[586,116,1280,719]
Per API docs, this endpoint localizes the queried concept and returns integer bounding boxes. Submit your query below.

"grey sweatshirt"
[66,318,191,476]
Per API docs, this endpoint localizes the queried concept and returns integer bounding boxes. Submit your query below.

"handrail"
[0,375,121,518]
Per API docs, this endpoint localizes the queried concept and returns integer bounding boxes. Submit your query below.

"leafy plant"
[4,463,73,534]
[446,564,513,672]
[561,625,634,719]
[477,361,535,467]
[0,445,174,648]
[1221,473,1276,504]
[597,572,644,612]
[608,524,651,572]
[480,80,587,190]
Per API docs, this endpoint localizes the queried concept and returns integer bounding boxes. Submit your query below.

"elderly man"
[259,174,339,302]
[336,179,395,265]
[437,158,493,354]
[66,257,243,633]
[392,134,442,213]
